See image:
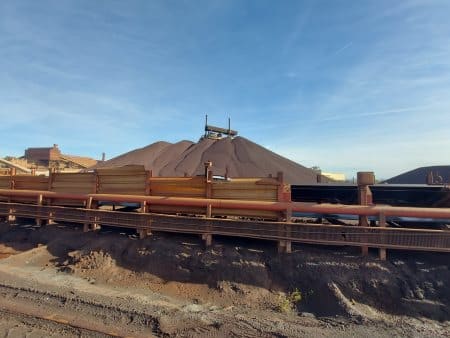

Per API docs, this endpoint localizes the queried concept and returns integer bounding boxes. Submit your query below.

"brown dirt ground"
[0,220,449,337]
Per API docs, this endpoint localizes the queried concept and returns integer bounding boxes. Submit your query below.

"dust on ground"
[0,220,449,337]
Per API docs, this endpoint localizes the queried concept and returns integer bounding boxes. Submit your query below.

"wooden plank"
[0,177,11,189]
[95,167,147,176]
[212,183,277,191]
[212,190,277,201]
[98,176,147,184]
[98,181,146,187]
[14,184,49,190]
[98,185,146,192]
[97,189,146,195]
[14,174,48,179]
[51,182,94,188]
[149,192,206,198]
[227,178,279,185]
[14,177,49,184]
[150,182,206,188]
[150,177,206,197]
[149,177,205,182]
[51,188,93,194]
[98,184,147,190]
[150,180,205,186]
[14,178,48,183]
[15,184,49,190]
[96,171,147,177]
[51,173,96,182]
[96,165,145,171]
[150,186,206,195]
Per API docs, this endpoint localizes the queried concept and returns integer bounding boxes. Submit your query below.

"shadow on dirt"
[0,217,449,321]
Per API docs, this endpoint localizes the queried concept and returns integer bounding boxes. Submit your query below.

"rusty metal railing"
[1,202,449,256]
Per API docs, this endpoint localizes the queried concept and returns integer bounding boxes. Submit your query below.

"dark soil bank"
[1,222,449,322]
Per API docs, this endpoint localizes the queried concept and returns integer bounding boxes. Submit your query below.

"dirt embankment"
[0,222,449,337]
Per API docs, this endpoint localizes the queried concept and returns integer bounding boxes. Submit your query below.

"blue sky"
[1,0,449,179]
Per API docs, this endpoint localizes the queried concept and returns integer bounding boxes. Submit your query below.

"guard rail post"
[277,172,292,253]
[378,212,387,260]
[138,200,151,239]
[357,172,375,256]
[203,161,213,247]
[7,169,16,223]
[36,194,43,226]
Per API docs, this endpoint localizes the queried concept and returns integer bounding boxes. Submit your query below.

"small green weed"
[277,288,302,313]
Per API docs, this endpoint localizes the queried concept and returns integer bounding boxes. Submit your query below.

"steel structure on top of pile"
[204,115,238,139]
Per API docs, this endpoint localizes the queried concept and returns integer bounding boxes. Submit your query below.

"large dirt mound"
[94,137,320,184]
[385,166,450,184]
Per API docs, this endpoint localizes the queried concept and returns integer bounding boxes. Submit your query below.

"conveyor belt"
[292,184,450,207]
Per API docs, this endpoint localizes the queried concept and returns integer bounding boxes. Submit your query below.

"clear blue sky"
[1,0,449,179]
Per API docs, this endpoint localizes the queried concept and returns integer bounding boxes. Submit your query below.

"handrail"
[1,188,450,220]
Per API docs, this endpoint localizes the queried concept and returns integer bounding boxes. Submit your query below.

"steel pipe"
[2,189,450,220]
[0,189,86,200]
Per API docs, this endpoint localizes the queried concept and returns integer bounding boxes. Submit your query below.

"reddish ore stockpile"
[385,165,450,184]
[93,136,321,184]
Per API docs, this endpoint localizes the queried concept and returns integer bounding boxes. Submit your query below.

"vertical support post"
[146,170,153,214]
[138,200,151,239]
[88,172,100,231]
[285,207,292,253]
[7,205,15,224]
[47,171,55,224]
[36,194,43,226]
[84,197,93,232]
[378,212,387,261]
[276,172,286,202]
[204,161,213,247]
[94,171,99,194]
[48,210,54,225]
[47,171,54,191]
[92,200,100,230]
[7,169,15,222]
[277,221,292,253]
[277,171,291,253]
[140,200,148,213]
[205,161,213,198]
[357,171,375,256]
[206,203,212,218]
[139,173,151,238]
[202,233,212,246]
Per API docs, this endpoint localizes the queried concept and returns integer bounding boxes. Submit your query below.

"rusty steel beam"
[0,189,86,200]
[1,189,450,220]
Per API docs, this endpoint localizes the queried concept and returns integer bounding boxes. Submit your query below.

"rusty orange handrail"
[1,188,450,220]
